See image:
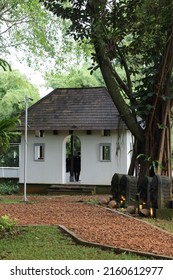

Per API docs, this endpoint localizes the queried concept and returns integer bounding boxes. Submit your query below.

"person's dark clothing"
[74,154,81,181]
[66,156,71,172]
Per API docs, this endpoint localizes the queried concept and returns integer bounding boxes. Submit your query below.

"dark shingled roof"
[19,87,127,131]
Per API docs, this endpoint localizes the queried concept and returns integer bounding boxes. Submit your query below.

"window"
[0,144,19,167]
[34,144,45,161]
[53,130,58,135]
[100,144,111,161]
[86,130,92,135]
[101,130,111,136]
[103,130,111,136]
[35,130,45,137]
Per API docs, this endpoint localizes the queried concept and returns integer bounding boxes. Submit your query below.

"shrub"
[0,215,18,237]
[0,180,19,194]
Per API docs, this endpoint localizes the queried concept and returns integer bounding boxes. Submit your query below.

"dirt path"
[0,195,173,258]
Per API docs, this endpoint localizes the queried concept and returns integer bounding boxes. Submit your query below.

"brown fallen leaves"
[0,195,173,257]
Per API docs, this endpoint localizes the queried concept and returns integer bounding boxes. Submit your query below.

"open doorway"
[65,134,81,183]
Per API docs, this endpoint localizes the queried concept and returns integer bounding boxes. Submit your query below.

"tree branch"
[116,44,133,95]
[89,0,144,142]
[0,16,41,36]
[97,47,144,141]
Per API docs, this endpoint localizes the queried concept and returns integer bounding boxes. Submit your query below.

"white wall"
[0,167,20,178]
[79,130,132,185]
[19,129,132,185]
[20,131,65,184]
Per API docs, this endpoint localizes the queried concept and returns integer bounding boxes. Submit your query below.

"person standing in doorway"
[74,152,81,182]
[66,154,71,173]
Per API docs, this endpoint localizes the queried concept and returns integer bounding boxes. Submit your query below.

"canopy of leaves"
[45,64,105,88]
[0,70,40,119]
[43,0,173,123]
[0,0,92,74]
[43,0,173,177]
[0,0,58,58]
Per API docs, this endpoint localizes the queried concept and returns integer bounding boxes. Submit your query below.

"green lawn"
[0,225,152,260]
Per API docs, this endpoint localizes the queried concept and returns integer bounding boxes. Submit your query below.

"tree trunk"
[89,0,173,195]
[128,139,139,176]
[139,22,173,185]
[89,5,144,143]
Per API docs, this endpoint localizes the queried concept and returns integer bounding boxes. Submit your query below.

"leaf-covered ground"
[0,195,173,258]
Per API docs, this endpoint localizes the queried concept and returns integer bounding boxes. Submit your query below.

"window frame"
[34,143,45,161]
[99,143,111,162]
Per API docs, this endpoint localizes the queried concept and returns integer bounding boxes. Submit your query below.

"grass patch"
[84,198,100,204]
[0,196,39,204]
[0,197,21,204]
[0,226,152,260]
[145,218,173,234]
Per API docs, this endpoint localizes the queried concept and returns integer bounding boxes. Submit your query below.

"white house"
[19,87,133,192]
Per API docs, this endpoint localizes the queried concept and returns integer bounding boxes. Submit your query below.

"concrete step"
[48,184,96,195]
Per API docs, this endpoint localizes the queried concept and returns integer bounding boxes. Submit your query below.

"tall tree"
[0,0,89,73]
[43,0,173,180]
[0,1,45,156]
[0,0,58,60]
[0,70,40,119]
[0,69,39,156]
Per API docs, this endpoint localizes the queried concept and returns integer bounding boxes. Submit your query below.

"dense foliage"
[0,117,20,154]
[0,180,19,194]
[45,64,105,88]
[0,0,89,73]
[43,0,173,177]
[0,0,58,61]
[0,70,39,119]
